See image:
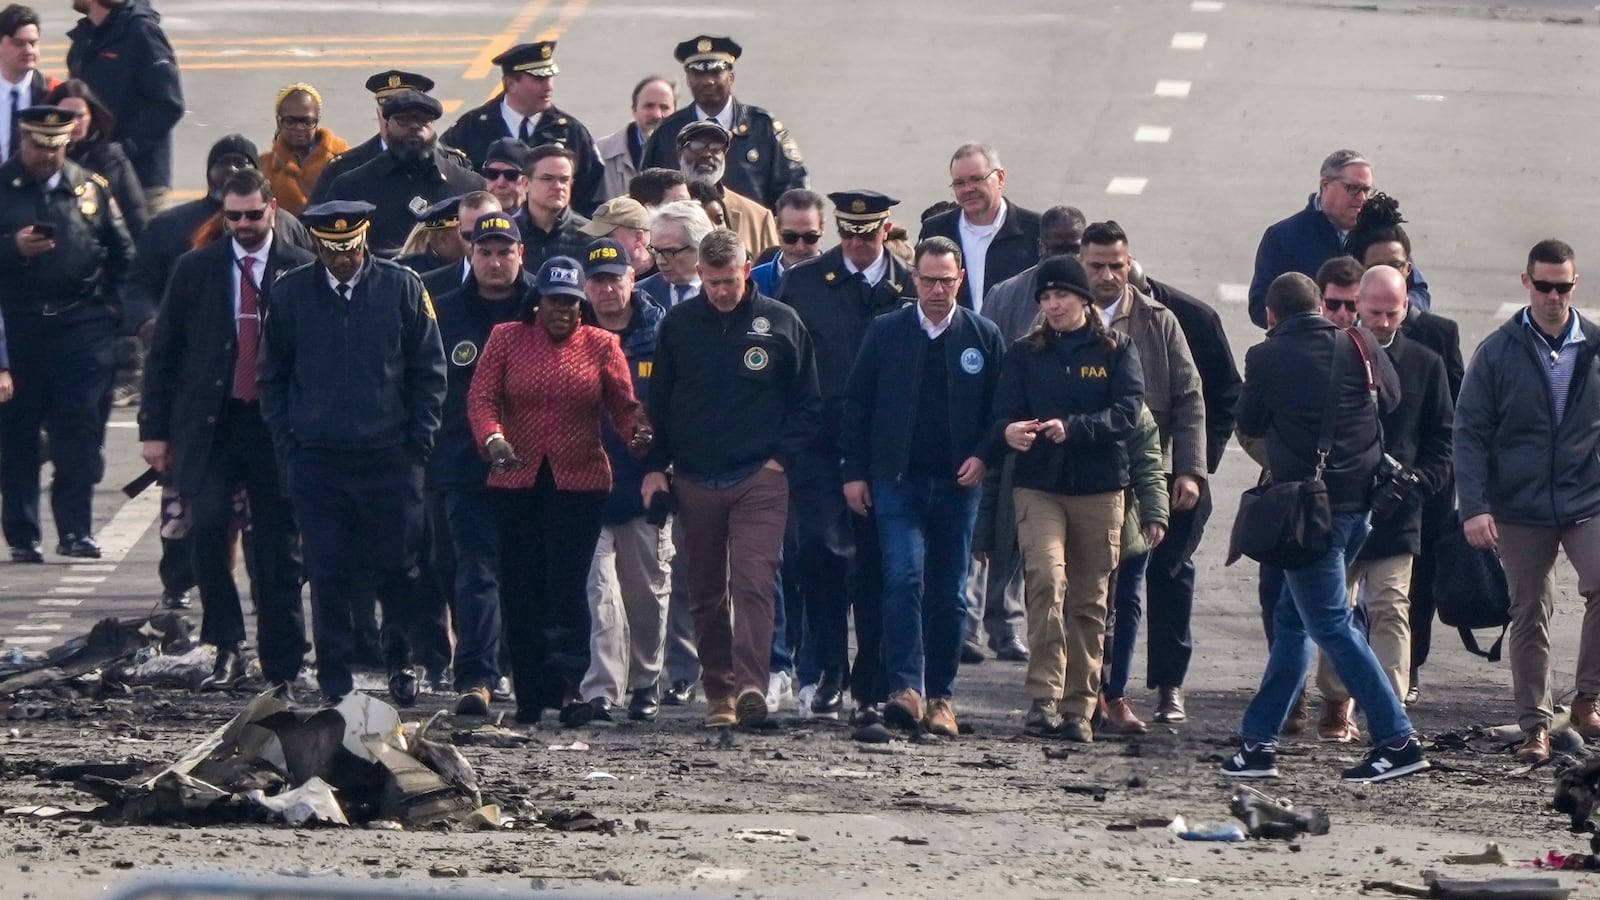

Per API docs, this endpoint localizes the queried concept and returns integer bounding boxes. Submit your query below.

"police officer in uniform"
[641,36,807,209]
[0,106,131,561]
[310,70,449,206]
[775,190,915,716]
[258,200,447,705]
[326,90,486,258]
[440,42,604,217]
[431,211,536,715]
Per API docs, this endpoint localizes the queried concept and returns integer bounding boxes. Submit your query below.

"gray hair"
[698,229,746,268]
[650,199,715,249]
[1319,149,1369,179]
[950,141,1001,171]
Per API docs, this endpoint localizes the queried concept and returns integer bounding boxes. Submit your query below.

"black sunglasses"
[223,209,268,222]
[780,230,821,246]
[1324,299,1356,312]
[1532,280,1576,296]
[481,166,522,181]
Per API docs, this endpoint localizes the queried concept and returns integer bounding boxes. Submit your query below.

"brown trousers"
[1014,488,1123,719]
[674,467,788,703]
[1499,518,1600,732]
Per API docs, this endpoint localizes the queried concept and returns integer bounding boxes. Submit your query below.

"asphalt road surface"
[2,2,1599,893]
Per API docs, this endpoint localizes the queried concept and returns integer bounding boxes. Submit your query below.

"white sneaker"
[766,671,794,714]
[796,683,817,716]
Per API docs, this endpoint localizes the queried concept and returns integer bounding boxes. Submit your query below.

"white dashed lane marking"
[1106,177,1150,195]
[1190,0,1225,10]
[36,598,84,607]
[1135,126,1173,143]
[1154,80,1191,98]
[1171,32,1208,50]
[1218,283,1249,303]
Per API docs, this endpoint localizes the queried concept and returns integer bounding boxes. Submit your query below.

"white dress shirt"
[501,99,540,141]
[844,249,889,287]
[1098,294,1123,329]
[325,265,364,296]
[0,71,31,163]
[957,199,1008,315]
[668,279,701,305]
[917,303,953,339]
[696,100,733,133]
[231,236,273,327]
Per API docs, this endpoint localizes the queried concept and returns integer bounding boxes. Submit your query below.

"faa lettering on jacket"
[1079,364,1109,379]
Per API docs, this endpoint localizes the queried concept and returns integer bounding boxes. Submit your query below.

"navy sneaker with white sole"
[1341,736,1430,783]
[1221,740,1279,778]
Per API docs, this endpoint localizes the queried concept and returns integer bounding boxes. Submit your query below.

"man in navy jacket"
[840,236,1004,737]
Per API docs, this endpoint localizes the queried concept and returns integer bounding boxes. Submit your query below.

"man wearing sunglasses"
[1456,239,1600,766]
[139,168,313,699]
[775,190,916,719]
[749,188,824,296]
[675,120,777,260]
[1248,150,1432,329]
[1317,256,1361,329]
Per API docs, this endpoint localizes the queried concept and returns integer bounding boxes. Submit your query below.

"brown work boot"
[1284,691,1310,735]
[1515,725,1551,764]
[1573,694,1600,739]
[924,698,959,736]
[884,688,925,731]
[453,686,491,716]
[704,695,737,727]
[1317,699,1360,743]
[1099,696,1150,735]
[1025,698,1064,732]
[1153,686,1187,723]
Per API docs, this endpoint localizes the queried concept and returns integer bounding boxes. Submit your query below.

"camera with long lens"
[1370,453,1422,518]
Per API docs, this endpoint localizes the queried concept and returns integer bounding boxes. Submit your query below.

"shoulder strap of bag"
[1458,625,1506,662]
[1314,330,1348,478]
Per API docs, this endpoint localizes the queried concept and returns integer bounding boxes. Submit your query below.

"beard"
[680,157,725,186]
[393,131,437,163]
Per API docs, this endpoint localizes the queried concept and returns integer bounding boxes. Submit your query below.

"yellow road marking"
[170,34,493,47]
[533,0,592,41]
[463,0,553,81]
[185,58,474,71]
[442,99,464,115]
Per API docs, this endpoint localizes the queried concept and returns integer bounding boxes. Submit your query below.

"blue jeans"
[1239,511,1414,746]
[873,475,979,699]
[1103,550,1149,699]
[770,550,794,674]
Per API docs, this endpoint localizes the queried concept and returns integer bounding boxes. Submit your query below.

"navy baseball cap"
[537,256,586,302]
[471,212,521,244]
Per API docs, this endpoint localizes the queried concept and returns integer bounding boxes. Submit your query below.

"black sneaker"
[1221,740,1279,778]
[1341,736,1429,783]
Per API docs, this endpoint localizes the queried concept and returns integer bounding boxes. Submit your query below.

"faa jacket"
[1234,313,1400,513]
[429,271,533,490]
[645,285,821,480]
[1455,310,1600,527]
[840,305,1006,484]
[989,325,1144,497]
[66,0,183,190]
[258,257,447,465]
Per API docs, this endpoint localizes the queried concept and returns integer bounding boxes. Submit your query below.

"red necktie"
[234,257,260,402]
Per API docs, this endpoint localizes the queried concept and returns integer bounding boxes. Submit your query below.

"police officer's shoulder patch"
[421,288,436,319]
[89,172,110,191]
[781,137,803,163]
[451,340,478,367]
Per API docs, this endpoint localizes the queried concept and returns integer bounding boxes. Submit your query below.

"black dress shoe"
[628,687,660,722]
[201,647,245,691]
[559,700,595,728]
[662,679,694,706]
[161,591,191,610]
[388,669,420,707]
[961,640,986,665]
[10,544,43,563]
[810,675,844,717]
[55,535,101,559]
[589,697,614,722]
[993,637,1030,662]
[513,706,541,725]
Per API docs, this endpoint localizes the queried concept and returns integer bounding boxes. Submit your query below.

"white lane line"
[1218,283,1249,303]
[1106,177,1149,196]
[105,421,137,429]
[1134,126,1172,143]
[1190,0,1225,10]
[14,623,63,632]
[1154,80,1191,98]
[62,575,109,584]
[93,486,160,563]
[26,612,72,619]
[3,636,53,645]
[37,598,83,607]
[50,586,95,594]
[1171,32,1208,50]
[70,564,117,572]
[1414,94,1447,102]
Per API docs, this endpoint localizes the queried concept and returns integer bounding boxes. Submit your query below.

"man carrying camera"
[1312,265,1453,741]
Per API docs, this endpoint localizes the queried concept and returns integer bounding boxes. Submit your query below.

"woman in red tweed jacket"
[468,254,649,727]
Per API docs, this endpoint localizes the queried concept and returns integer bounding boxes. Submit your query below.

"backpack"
[1431,511,1511,661]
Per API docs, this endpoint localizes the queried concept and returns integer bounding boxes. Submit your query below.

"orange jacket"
[259,128,350,216]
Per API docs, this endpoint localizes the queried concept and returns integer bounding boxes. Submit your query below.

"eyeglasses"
[649,244,693,259]
[683,139,728,155]
[1373,259,1408,272]
[278,115,318,129]
[482,166,522,182]
[1324,299,1356,312]
[780,231,821,246]
[534,174,573,186]
[222,209,268,222]
[1328,177,1375,199]
[1532,280,1577,296]
[916,275,960,290]
[949,169,998,191]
